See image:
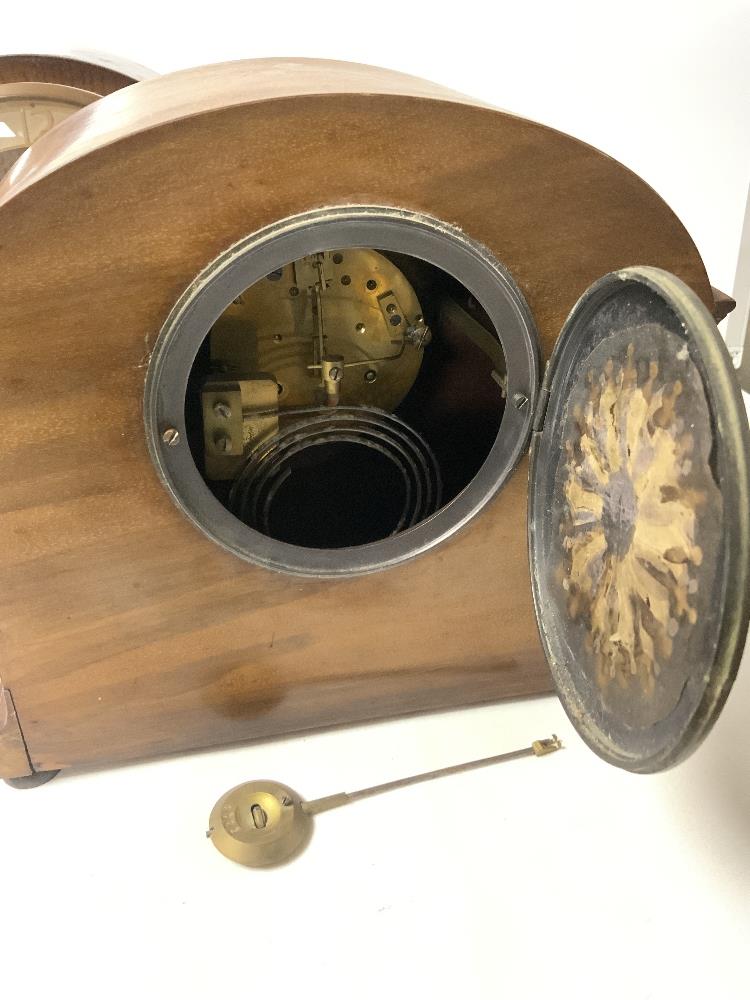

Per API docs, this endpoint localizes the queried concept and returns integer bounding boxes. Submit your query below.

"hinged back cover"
[529,267,750,772]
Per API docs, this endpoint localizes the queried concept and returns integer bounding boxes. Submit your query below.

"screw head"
[214,433,232,453]
[162,427,180,447]
[513,392,529,411]
[364,369,377,384]
[213,400,232,420]
[328,366,342,382]
[355,323,366,334]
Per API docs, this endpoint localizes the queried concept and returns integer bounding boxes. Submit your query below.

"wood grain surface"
[0,53,141,95]
[0,59,712,776]
[0,689,33,778]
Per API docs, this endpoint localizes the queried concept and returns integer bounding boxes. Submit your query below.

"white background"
[1,3,749,998]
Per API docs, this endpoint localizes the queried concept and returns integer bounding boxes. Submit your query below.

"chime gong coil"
[228,406,443,547]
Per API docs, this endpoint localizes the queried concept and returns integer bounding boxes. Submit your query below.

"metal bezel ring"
[144,206,539,578]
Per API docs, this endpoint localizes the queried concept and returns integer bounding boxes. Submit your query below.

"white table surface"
[1,653,749,1000]
[1,4,749,997]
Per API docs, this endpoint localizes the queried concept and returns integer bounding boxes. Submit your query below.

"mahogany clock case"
[0,58,742,786]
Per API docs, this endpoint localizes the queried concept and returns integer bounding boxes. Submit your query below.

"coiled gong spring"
[229,406,442,543]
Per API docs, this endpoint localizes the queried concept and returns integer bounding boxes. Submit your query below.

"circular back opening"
[145,207,538,576]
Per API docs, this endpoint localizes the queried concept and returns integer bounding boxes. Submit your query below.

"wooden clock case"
[0,58,726,784]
